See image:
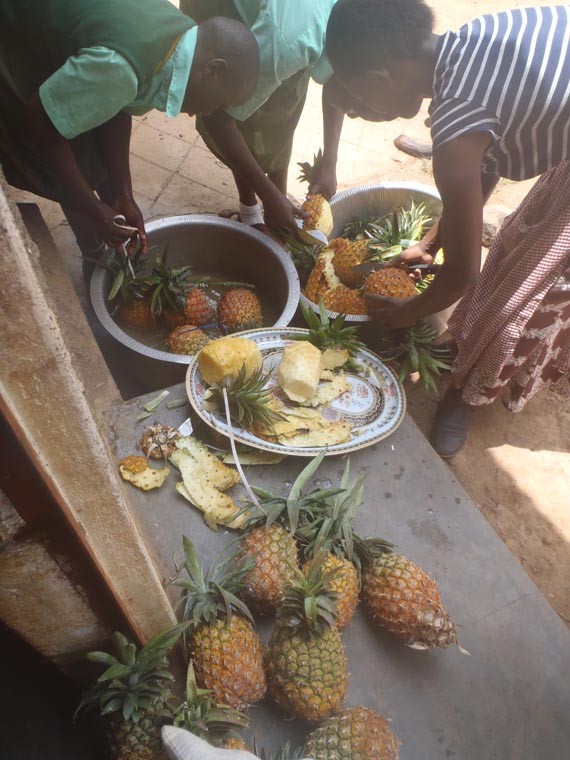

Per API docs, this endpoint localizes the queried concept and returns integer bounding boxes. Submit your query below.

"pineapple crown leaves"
[277,551,340,634]
[240,451,344,535]
[96,249,151,306]
[208,364,286,433]
[368,201,433,248]
[352,533,394,569]
[340,215,386,241]
[173,661,249,743]
[287,238,324,279]
[174,537,256,631]
[297,459,363,562]
[76,623,188,723]
[374,321,453,394]
[294,300,365,357]
[297,148,324,185]
[145,245,193,317]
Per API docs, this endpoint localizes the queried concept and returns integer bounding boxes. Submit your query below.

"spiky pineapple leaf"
[208,364,285,433]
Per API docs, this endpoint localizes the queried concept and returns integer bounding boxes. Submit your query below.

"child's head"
[183,17,259,116]
[326,0,435,121]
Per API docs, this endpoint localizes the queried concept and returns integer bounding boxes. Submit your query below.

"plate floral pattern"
[186,328,406,457]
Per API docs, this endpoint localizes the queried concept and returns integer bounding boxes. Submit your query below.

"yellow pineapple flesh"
[362,553,458,649]
[302,194,334,236]
[304,250,341,303]
[363,268,417,299]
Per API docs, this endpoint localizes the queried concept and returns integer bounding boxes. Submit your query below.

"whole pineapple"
[184,286,216,325]
[322,284,368,315]
[173,661,249,749]
[166,324,210,355]
[218,288,263,333]
[363,267,418,300]
[265,553,348,722]
[238,452,340,613]
[77,623,187,760]
[361,549,459,650]
[174,537,267,709]
[303,706,400,760]
[299,460,392,630]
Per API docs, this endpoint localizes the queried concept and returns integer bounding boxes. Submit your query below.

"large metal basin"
[300,181,442,323]
[90,215,300,391]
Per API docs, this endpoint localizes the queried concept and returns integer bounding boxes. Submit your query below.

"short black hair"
[326,0,435,77]
[200,16,259,91]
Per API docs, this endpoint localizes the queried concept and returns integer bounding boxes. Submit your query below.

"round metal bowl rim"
[90,214,301,364]
[303,181,442,324]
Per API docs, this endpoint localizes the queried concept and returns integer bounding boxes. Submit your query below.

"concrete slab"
[107,385,570,759]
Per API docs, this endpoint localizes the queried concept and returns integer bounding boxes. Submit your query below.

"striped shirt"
[429,5,570,181]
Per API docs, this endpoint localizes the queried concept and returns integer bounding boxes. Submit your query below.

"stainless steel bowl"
[300,181,442,322]
[91,214,300,364]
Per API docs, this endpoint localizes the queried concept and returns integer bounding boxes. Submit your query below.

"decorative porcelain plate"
[186,328,406,457]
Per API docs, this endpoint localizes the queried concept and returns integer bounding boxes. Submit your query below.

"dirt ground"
[8,0,569,624]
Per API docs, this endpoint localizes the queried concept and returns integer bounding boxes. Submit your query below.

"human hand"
[308,160,337,200]
[262,188,305,239]
[112,195,148,254]
[390,241,435,268]
[365,294,417,329]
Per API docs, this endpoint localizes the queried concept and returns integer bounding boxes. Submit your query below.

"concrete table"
[107,384,570,759]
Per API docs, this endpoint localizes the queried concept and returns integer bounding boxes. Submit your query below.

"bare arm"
[94,111,147,252]
[308,80,345,199]
[202,110,301,235]
[367,131,493,326]
[25,93,133,247]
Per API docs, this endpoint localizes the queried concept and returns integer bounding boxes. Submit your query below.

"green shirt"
[39,27,198,140]
[228,0,336,122]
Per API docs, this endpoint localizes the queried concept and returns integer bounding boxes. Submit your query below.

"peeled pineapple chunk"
[278,342,323,403]
[198,336,262,385]
[119,463,169,491]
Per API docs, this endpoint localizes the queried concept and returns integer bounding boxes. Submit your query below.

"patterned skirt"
[449,161,570,412]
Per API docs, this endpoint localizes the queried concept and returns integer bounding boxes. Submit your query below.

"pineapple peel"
[119,463,170,491]
[170,441,244,530]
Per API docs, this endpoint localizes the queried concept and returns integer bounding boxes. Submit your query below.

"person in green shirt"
[180,0,345,237]
[0,0,259,263]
